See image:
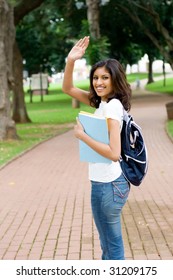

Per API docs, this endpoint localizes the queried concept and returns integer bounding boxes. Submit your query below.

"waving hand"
[68,36,90,61]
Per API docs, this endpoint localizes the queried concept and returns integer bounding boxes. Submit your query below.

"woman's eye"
[93,76,109,80]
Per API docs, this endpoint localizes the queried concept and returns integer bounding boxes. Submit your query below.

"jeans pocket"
[112,180,130,204]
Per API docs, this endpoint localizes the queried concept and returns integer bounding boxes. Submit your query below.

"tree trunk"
[12,41,31,123]
[0,0,18,140]
[147,55,154,84]
[72,98,80,108]
[12,0,45,123]
[86,0,100,39]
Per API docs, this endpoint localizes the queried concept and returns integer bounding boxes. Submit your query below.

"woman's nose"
[96,78,102,84]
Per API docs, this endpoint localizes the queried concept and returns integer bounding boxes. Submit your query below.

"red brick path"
[0,93,173,260]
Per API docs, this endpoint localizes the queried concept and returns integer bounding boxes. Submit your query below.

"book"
[78,111,111,163]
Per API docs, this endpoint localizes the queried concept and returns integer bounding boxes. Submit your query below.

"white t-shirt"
[89,99,124,182]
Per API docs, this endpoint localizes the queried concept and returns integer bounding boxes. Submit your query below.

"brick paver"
[0,91,173,260]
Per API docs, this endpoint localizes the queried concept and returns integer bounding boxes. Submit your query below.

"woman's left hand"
[74,118,85,140]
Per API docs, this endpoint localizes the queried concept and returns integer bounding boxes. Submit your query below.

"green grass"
[167,120,173,139]
[26,93,94,124]
[127,72,163,83]
[146,77,173,95]
[0,72,173,167]
[146,76,173,141]
[0,123,73,166]
[0,81,94,166]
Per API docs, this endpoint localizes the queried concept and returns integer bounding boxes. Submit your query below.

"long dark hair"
[88,59,131,111]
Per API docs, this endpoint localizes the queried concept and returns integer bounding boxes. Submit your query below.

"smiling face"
[89,58,131,110]
[92,66,113,101]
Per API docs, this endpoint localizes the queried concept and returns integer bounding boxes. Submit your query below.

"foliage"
[15,0,88,75]
[100,2,142,65]
[15,0,173,76]
[16,1,73,75]
[99,0,165,67]
[86,36,110,65]
[8,0,20,6]
[110,0,173,68]
[76,19,110,65]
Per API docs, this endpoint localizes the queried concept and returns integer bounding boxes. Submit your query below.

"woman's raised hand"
[67,36,90,61]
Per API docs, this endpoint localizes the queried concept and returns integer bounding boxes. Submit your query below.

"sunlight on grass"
[146,77,173,94]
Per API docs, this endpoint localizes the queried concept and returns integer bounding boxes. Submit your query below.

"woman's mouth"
[96,86,105,92]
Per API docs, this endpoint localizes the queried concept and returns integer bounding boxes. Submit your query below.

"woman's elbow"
[62,87,72,97]
[111,155,120,162]
[110,150,120,162]
[62,84,74,96]
[62,84,68,94]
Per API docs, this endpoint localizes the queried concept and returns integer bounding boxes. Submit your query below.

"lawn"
[167,121,173,139]
[146,76,173,95]
[0,72,173,166]
[127,72,162,83]
[146,76,173,140]
[0,81,94,166]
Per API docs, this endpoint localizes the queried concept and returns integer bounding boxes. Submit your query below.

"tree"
[0,0,17,140]
[16,5,71,76]
[12,40,31,122]
[13,0,87,118]
[113,0,173,69]
[98,0,170,83]
[12,0,45,123]
[0,0,46,137]
[86,0,100,38]
[100,2,143,66]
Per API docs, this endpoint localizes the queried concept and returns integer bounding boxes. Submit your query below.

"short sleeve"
[104,99,124,127]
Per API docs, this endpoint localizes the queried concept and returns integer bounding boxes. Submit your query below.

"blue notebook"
[78,111,111,163]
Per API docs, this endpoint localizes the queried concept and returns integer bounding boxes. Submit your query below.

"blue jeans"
[91,173,130,260]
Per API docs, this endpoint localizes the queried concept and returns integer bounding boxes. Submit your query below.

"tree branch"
[116,4,171,62]
[14,0,45,25]
[126,0,173,48]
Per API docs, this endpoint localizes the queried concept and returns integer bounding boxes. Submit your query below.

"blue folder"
[78,112,111,163]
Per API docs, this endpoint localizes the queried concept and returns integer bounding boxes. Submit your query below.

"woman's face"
[92,66,113,101]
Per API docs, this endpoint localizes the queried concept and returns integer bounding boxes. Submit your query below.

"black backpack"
[119,111,148,186]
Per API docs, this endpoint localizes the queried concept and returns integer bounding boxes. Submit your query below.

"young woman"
[62,36,131,260]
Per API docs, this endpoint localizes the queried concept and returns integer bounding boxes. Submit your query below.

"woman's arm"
[62,37,90,105]
[75,118,121,162]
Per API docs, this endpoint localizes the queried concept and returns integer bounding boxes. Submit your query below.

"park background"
[0,0,173,264]
[0,0,173,166]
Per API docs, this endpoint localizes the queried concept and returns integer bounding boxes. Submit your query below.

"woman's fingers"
[76,118,84,129]
[76,36,90,49]
[75,38,83,47]
[67,37,89,63]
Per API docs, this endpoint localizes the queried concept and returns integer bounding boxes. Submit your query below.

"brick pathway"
[0,92,173,260]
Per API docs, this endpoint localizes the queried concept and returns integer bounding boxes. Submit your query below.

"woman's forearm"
[62,58,75,93]
[79,132,120,162]
[75,118,121,162]
[62,37,90,105]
